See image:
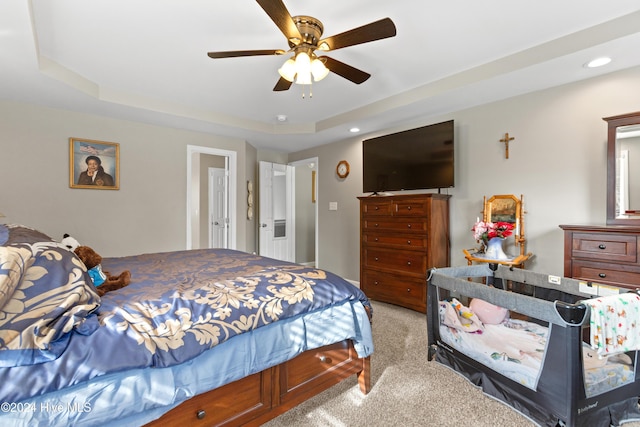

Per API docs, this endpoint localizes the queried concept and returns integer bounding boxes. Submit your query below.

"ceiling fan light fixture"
[296,71,312,85]
[278,58,296,82]
[294,52,311,71]
[292,52,313,85]
[311,58,329,81]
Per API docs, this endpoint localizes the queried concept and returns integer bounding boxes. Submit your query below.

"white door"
[209,167,228,248]
[259,161,295,261]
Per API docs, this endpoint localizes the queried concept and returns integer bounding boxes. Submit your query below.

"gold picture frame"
[69,138,120,190]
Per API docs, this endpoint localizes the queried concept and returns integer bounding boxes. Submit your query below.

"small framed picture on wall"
[69,138,120,190]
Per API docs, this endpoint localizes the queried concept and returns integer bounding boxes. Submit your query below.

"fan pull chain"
[301,82,313,99]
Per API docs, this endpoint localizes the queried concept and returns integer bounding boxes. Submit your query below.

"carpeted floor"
[264,301,640,427]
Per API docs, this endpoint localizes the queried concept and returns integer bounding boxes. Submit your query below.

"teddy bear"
[60,234,131,296]
[74,245,131,296]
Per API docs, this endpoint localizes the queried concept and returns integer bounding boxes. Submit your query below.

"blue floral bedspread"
[99,248,370,367]
[0,225,371,404]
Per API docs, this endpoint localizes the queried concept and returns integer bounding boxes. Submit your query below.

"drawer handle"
[319,355,332,364]
[374,223,379,227]
[407,240,411,245]
[599,273,607,278]
[598,244,606,250]
[374,281,379,285]
[374,237,379,242]
[407,288,411,293]
[407,261,411,266]
[375,206,379,210]
[375,257,379,261]
[196,410,206,420]
[407,224,412,229]
[407,206,411,210]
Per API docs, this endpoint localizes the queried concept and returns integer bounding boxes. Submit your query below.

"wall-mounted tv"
[362,120,454,193]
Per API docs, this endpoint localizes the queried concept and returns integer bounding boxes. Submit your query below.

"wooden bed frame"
[145,339,371,426]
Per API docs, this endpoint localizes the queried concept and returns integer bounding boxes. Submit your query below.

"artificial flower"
[472,221,514,244]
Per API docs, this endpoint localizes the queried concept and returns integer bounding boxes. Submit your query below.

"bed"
[427,264,640,427]
[0,224,373,426]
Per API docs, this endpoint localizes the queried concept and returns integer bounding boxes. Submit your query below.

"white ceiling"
[2,1,640,153]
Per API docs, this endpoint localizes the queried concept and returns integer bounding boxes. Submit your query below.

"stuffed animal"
[73,245,131,296]
[61,233,80,251]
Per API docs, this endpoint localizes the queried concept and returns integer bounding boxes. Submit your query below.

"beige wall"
[2,66,640,281]
[0,101,255,256]
[290,66,640,281]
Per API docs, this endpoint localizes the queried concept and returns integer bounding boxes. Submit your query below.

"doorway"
[258,158,318,266]
[208,167,228,248]
[290,158,318,267]
[186,145,237,250]
[258,161,294,262]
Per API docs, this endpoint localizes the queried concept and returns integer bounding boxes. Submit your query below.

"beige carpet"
[264,301,640,427]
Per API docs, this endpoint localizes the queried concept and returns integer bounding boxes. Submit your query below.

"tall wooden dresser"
[359,193,451,313]
[560,224,640,290]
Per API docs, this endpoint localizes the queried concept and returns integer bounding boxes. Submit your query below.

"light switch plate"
[329,202,338,211]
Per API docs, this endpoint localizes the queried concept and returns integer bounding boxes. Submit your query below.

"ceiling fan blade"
[318,18,396,51]
[273,77,293,91]
[320,56,370,84]
[207,49,285,59]
[256,0,302,43]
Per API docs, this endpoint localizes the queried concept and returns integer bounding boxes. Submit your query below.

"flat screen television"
[362,120,454,193]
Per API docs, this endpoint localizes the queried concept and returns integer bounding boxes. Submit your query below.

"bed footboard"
[145,339,369,427]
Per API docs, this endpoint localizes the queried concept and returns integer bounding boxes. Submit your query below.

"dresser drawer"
[363,233,427,250]
[571,233,637,263]
[393,200,427,217]
[362,200,391,216]
[363,248,426,275]
[571,260,640,288]
[362,270,425,309]
[363,218,427,233]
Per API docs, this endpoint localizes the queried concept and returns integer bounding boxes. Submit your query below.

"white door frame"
[186,145,237,250]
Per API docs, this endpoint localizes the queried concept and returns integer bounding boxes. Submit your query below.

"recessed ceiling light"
[349,127,360,133]
[585,57,611,68]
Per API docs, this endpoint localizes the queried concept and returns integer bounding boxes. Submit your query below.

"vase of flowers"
[472,221,515,260]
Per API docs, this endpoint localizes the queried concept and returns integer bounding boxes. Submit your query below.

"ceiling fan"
[207,0,397,91]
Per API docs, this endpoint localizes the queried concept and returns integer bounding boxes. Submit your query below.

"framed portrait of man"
[69,138,120,190]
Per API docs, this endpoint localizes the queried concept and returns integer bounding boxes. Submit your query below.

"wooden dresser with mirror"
[561,111,640,290]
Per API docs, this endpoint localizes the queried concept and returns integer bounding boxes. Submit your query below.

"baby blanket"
[585,292,640,356]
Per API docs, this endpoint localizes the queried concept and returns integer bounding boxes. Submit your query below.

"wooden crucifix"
[500,132,515,159]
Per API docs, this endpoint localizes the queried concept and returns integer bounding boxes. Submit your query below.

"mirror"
[483,195,526,255]
[463,194,531,267]
[605,112,640,225]
[484,194,519,224]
